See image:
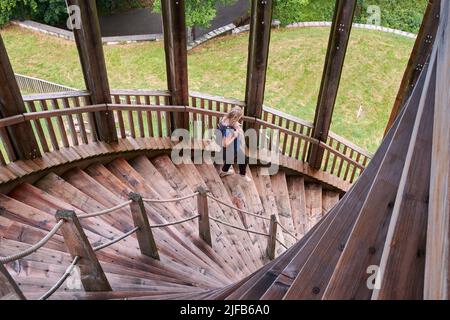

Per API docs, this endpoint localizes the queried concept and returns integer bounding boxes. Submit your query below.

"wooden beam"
[67,0,117,143]
[424,0,450,300]
[308,0,357,169]
[0,35,41,160]
[384,0,441,135]
[161,0,189,130]
[244,0,274,124]
[0,263,26,300]
[55,210,112,292]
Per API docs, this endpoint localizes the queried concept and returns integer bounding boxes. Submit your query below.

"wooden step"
[286,176,308,238]
[250,167,286,256]
[270,171,296,248]
[305,183,323,230]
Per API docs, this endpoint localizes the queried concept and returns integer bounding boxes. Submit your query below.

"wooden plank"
[305,183,323,229]
[287,176,307,237]
[61,98,79,146]
[323,58,433,300]
[322,190,340,214]
[373,62,436,300]
[67,0,117,143]
[308,0,357,169]
[244,0,274,126]
[424,0,450,299]
[27,101,50,152]
[40,100,59,151]
[270,171,296,247]
[161,0,189,130]
[51,99,70,148]
[0,34,40,160]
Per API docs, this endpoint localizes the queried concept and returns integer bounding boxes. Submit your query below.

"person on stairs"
[217,107,252,182]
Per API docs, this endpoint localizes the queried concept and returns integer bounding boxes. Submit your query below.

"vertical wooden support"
[244,0,274,128]
[161,0,189,130]
[0,35,41,160]
[0,263,26,300]
[66,0,117,143]
[384,0,441,135]
[128,192,160,260]
[308,0,357,169]
[266,214,277,260]
[196,186,212,246]
[55,210,112,292]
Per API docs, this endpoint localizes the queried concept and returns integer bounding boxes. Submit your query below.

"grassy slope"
[1,25,414,152]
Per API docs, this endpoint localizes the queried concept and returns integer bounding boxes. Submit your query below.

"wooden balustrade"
[0,90,372,185]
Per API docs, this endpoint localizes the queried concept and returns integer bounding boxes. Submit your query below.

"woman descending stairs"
[0,154,340,300]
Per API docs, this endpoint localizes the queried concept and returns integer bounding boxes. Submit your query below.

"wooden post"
[55,210,111,292]
[161,0,189,130]
[128,192,160,260]
[384,0,441,135]
[0,35,41,160]
[266,214,277,260]
[0,263,26,300]
[196,186,212,246]
[66,0,117,143]
[244,0,274,129]
[308,0,357,169]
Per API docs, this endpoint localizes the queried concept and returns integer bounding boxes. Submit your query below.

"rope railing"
[38,256,80,300]
[206,193,271,221]
[78,200,133,219]
[209,216,270,238]
[0,220,64,264]
[276,238,288,249]
[142,192,199,204]
[93,227,139,252]
[150,214,200,229]
[2,190,296,300]
[277,222,299,241]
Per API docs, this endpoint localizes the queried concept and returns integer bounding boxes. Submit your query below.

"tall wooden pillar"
[384,0,441,135]
[67,0,117,143]
[0,35,41,160]
[244,0,274,126]
[308,0,357,169]
[161,0,189,130]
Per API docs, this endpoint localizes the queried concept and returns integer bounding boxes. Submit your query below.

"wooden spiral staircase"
[1,0,449,301]
[0,155,339,300]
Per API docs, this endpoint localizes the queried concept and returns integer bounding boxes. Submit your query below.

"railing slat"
[40,100,59,151]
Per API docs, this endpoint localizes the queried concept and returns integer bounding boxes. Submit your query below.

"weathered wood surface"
[385,0,441,134]
[66,0,116,143]
[323,59,431,300]
[424,0,450,300]
[0,35,40,160]
[161,0,189,130]
[245,0,274,124]
[308,0,357,169]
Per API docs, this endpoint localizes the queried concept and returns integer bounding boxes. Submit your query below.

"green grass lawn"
[1,25,415,153]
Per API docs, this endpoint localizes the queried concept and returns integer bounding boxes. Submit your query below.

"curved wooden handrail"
[0,90,372,186]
